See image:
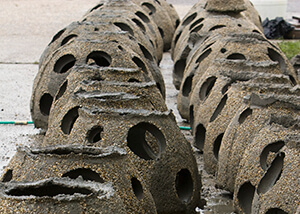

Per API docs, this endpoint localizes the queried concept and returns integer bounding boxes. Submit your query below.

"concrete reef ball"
[171,0,300,213]
[1,0,203,214]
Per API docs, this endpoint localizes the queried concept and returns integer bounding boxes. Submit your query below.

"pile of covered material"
[0,1,203,213]
[172,0,299,213]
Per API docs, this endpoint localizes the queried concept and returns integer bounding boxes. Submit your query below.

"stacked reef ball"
[0,1,203,213]
[172,0,299,213]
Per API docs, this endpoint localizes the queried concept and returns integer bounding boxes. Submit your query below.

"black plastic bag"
[262,17,294,39]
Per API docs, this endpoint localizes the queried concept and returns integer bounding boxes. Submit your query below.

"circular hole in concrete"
[61,107,79,135]
[237,181,255,214]
[2,169,13,182]
[199,76,217,101]
[132,57,148,74]
[213,133,224,160]
[40,93,53,116]
[127,122,166,160]
[54,54,76,74]
[221,48,227,53]
[265,208,288,214]
[237,24,242,27]
[174,31,182,46]
[158,27,164,39]
[189,18,204,30]
[90,3,103,12]
[289,75,297,86]
[174,59,186,81]
[114,22,134,36]
[131,177,144,200]
[238,108,252,124]
[86,51,111,67]
[257,152,285,195]
[139,43,153,61]
[135,11,150,23]
[222,83,231,94]
[128,78,140,83]
[132,18,146,32]
[196,48,212,64]
[195,123,206,150]
[227,53,246,60]
[191,24,203,33]
[49,28,65,45]
[209,25,226,31]
[189,105,194,128]
[182,12,197,26]
[260,141,285,171]
[209,94,228,122]
[175,169,193,203]
[61,34,77,46]
[267,47,287,73]
[182,74,194,97]
[55,80,68,101]
[141,2,156,15]
[62,168,104,183]
[86,126,103,143]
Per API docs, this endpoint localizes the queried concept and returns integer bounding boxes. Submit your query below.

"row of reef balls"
[0,0,204,213]
[172,0,299,213]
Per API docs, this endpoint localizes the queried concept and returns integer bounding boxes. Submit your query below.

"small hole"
[175,169,193,203]
[252,29,260,34]
[86,126,103,143]
[114,22,134,36]
[238,24,242,27]
[265,208,288,214]
[175,19,180,28]
[257,152,285,194]
[222,83,231,94]
[2,169,13,182]
[61,34,77,46]
[94,27,99,31]
[139,43,153,61]
[189,105,194,127]
[227,53,246,60]
[220,48,227,53]
[191,24,203,33]
[182,74,194,97]
[128,78,140,83]
[289,75,297,86]
[132,57,148,74]
[260,141,285,171]
[203,42,215,51]
[210,94,228,122]
[49,29,65,45]
[127,122,166,160]
[118,45,124,51]
[213,133,224,160]
[174,31,182,46]
[158,27,164,39]
[267,48,287,73]
[154,0,161,5]
[55,80,68,101]
[135,11,150,23]
[237,182,255,214]
[196,48,212,64]
[199,76,217,101]
[238,108,252,124]
[142,2,156,15]
[174,59,186,81]
[54,54,76,74]
[40,93,53,116]
[132,18,146,32]
[90,4,103,12]
[131,177,144,200]
[195,123,206,150]
[189,18,204,30]
[86,51,111,67]
[61,107,79,135]
[209,25,226,31]
[63,168,104,183]
[7,181,93,197]
[182,13,197,26]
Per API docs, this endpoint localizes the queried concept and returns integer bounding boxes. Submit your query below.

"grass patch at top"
[277,40,300,60]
